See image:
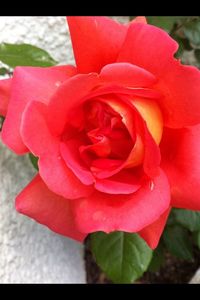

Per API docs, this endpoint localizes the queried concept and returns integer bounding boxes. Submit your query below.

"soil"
[84,240,200,284]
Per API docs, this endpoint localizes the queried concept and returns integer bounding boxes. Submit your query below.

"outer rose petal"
[139,207,171,249]
[0,78,12,117]
[118,22,200,128]
[73,169,170,233]
[131,16,147,24]
[39,153,94,200]
[95,170,141,194]
[47,73,99,136]
[100,62,156,87]
[1,65,77,154]
[95,179,140,194]
[60,139,95,185]
[83,85,162,106]
[21,100,94,199]
[161,125,200,210]
[67,16,147,74]
[67,16,128,73]
[16,175,86,242]
[21,101,57,156]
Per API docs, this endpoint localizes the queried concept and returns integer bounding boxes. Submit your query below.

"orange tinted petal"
[132,97,163,144]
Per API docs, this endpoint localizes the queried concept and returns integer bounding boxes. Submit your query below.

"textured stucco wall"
[0,17,74,65]
[0,16,130,283]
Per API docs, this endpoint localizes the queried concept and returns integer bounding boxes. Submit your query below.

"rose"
[1,16,200,249]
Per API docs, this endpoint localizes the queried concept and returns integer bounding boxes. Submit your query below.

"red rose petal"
[39,152,94,200]
[67,16,147,74]
[142,120,161,178]
[84,85,161,103]
[21,100,94,199]
[1,65,76,154]
[0,78,12,117]
[60,139,95,185]
[161,125,200,210]
[80,136,111,158]
[21,101,57,156]
[73,168,170,233]
[89,101,161,179]
[139,207,171,249]
[100,62,156,87]
[118,22,200,128]
[90,158,123,179]
[47,73,99,136]
[16,175,86,242]
[95,170,141,194]
[67,16,127,73]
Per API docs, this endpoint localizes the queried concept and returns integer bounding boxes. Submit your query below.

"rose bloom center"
[61,94,163,181]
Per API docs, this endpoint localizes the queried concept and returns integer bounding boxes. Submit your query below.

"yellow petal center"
[131,97,163,145]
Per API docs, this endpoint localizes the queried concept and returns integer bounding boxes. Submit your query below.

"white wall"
[0,17,74,65]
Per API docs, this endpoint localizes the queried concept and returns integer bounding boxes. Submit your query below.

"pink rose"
[1,16,200,248]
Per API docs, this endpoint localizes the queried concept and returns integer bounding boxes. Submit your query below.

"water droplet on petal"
[55,81,61,87]
[149,180,154,191]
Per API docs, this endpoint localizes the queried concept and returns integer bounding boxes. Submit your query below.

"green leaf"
[0,43,57,68]
[173,208,200,232]
[148,243,165,272]
[147,16,181,32]
[29,153,39,171]
[192,231,200,250]
[194,49,200,62]
[171,35,192,59]
[0,67,10,76]
[173,37,185,58]
[183,18,200,47]
[197,231,200,249]
[163,225,194,261]
[166,209,177,226]
[0,116,5,131]
[91,231,152,283]
[192,231,200,248]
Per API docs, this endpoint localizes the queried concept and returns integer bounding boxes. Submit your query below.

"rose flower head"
[1,16,200,249]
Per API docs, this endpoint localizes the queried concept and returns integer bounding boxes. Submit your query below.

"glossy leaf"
[163,225,194,261]
[148,243,165,272]
[197,231,200,249]
[0,67,10,76]
[0,116,5,131]
[29,153,39,171]
[166,209,177,226]
[173,209,200,232]
[146,16,181,33]
[172,35,192,58]
[0,43,57,68]
[192,231,200,248]
[91,231,152,283]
